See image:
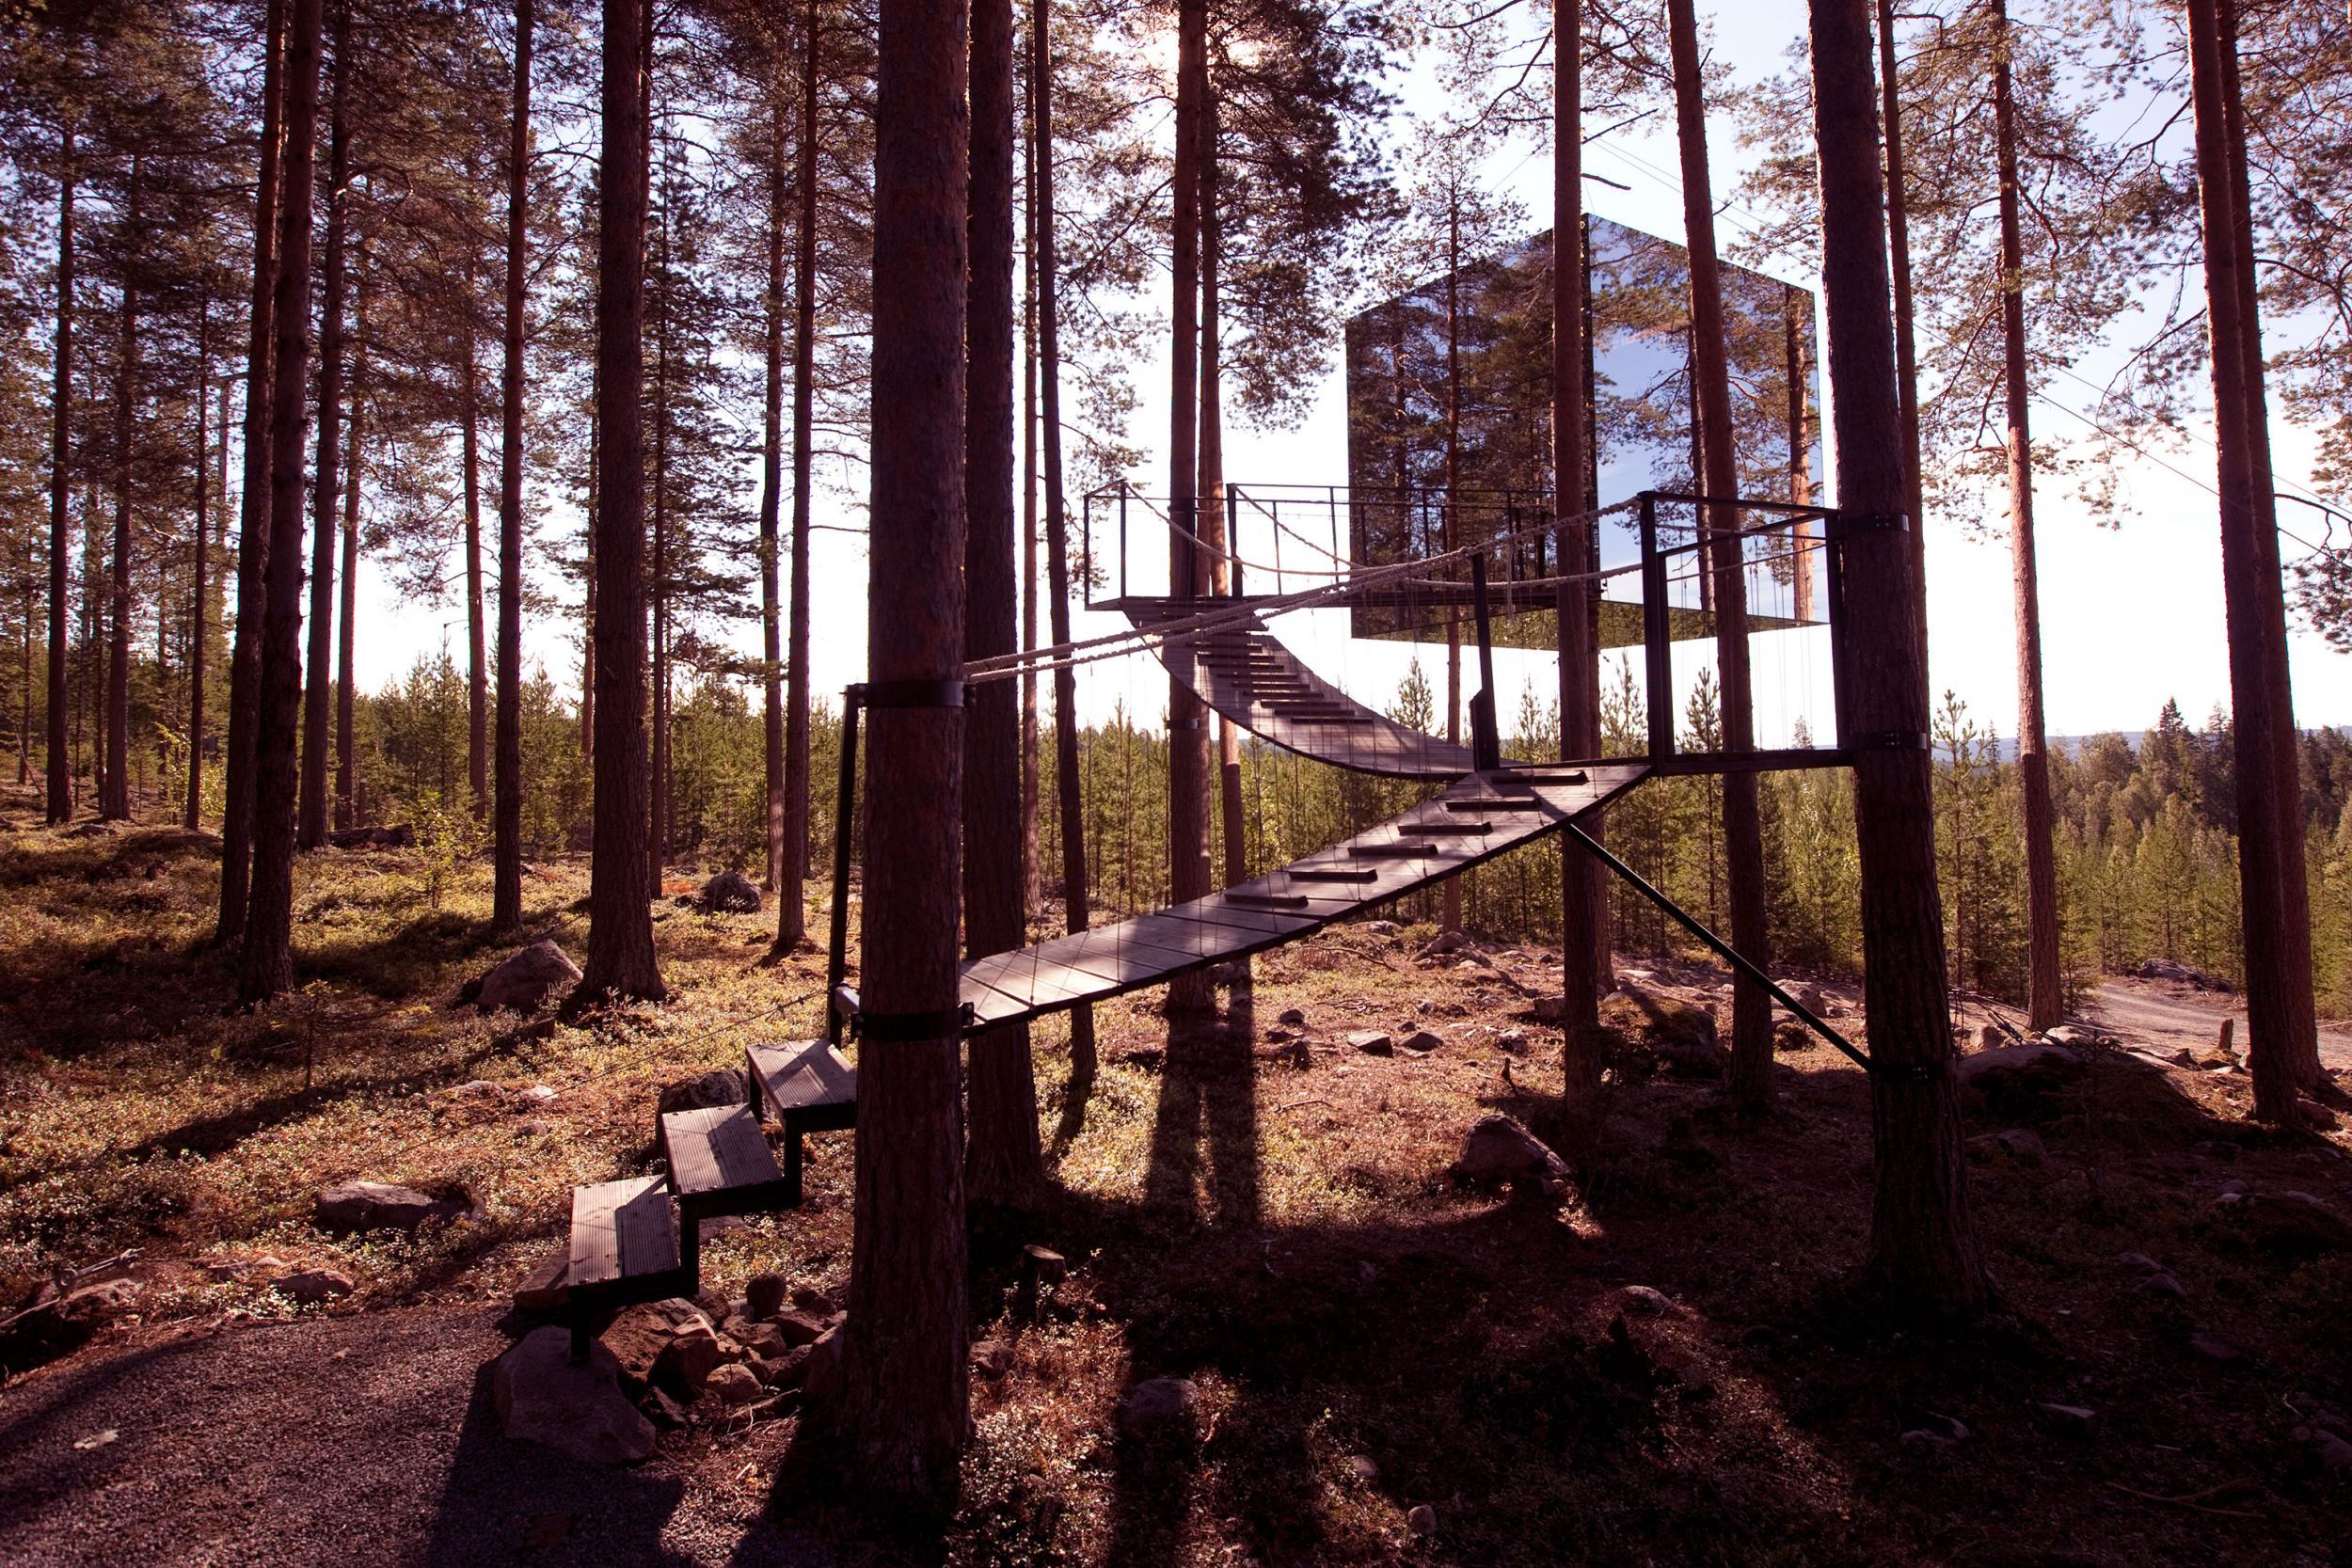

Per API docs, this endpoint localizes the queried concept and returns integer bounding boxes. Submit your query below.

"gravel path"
[0,1307,835,1568]
[2090,977,2352,1070]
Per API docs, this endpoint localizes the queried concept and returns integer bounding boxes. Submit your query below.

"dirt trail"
[2088,976,2352,1070]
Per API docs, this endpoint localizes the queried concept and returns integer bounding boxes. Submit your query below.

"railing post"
[1639,493,1674,763]
[825,685,865,1044]
[1227,485,1243,598]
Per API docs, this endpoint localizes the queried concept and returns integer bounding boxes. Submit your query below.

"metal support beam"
[825,685,864,1044]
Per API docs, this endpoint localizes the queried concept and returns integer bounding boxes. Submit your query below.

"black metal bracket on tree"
[833,983,975,1042]
[1469,551,1502,772]
[862,678,965,709]
[1849,730,1932,752]
[825,688,865,1044]
[1557,816,1873,1073]
[1820,510,1910,543]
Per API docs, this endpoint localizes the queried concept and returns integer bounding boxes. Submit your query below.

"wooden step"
[746,1040,859,1205]
[1286,866,1381,883]
[660,1103,793,1217]
[567,1174,689,1299]
[1350,842,1443,858]
[1446,798,1540,813]
[1225,892,1311,910]
[1416,821,1494,834]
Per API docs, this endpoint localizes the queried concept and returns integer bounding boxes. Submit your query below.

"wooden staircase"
[555,1040,857,1354]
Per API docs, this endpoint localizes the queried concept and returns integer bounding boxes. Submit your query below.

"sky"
[341,0,2352,746]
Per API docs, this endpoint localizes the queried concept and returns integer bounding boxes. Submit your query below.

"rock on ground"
[472,941,581,1013]
[656,1069,749,1117]
[1456,1114,1572,1203]
[1599,984,1726,1078]
[1953,1043,2087,1113]
[314,1180,472,1235]
[1117,1376,1199,1442]
[699,869,762,913]
[271,1269,356,1306]
[493,1326,658,1465]
[0,1279,139,1371]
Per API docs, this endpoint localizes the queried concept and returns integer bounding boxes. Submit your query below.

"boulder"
[657,1069,749,1117]
[1455,1115,1572,1203]
[699,869,762,914]
[2137,958,2226,990]
[1116,1376,1199,1442]
[702,1364,765,1406]
[473,941,581,1013]
[1496,1029,1528,1054]
[729,1320,789,1361]
[1420,930,1470,958]
[1599,985,1725,1078]
[271,1269,356,1306]
[1964,1128,2048,1169]
[2185,1330,2244,1364]
[973,1338,1016,1379]
[512,1251,570,1313]
[799,1324,847,1408]
[743,1272,787,1322]
[1606,1285,1677,1319]
[1348,1031,1393,1057]
[1532,994,1565,1023]
[2136,1272,2187,1300]
[1277,1007,1307,1027]
[2236,1190,2352,1255]
[1953,1043,2087,1112]
[2035,1402,2098,1437]
[314,1180,471,1235]
[604,1299,718,1395]
[2042,1024,2104,1049]
[770,1309,831,1348]
[0,1279,139,1370]
[1400,1030,1443,1055]
[1406,1504,1438,1536]
[494,1327,658,1465]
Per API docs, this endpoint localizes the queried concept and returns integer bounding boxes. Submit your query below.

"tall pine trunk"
[965,0,1043,1209]
[1551,0,1606,1160]
[1036,0,1096,1138]
[571,0,665,1008]
[300,8,351,852]
[830,0,971,1501]
[775,0,819,952]
[102,165,135,822]
[757,93,787,895]
[460,311,487,822]
[1197,87,1244,890]
[220,0,287,929]
[2185,0,2316,1121]
[1163,0,1211,1013]
[1874,0,1929,682]
[336,269,363,832]
[239,0,328,1006]
[1990,0,2061,1030]
[1022,150,1041,910]
[186,305,210,830]
[1441,177,1462,932]
[492,0,534,933]
[1785,287,1814,622]
[45,123,74,826]
[1806,0,1987,1311]
[1667,0,1771,1115]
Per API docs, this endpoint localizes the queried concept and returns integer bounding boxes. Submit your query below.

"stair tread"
[568,1174,684,1292]
[746,1040,859,1123]
[660,1103,789,1210]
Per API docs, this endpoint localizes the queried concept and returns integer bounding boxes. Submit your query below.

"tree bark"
[1785,287,1814,623]
[829,0,971,1504]
[2217,0,2318,1092]
[462,249,488,821]
[186,305,210,830]
[1806,0,1988,1311]
[1197,86,1244,890]
[221,0,288,931]
[1551,0,1605,1161]
[1442,176,1463,933]
[570,0,666,1008]
[649,180,673,899]
[2185,0,2313,1120]
[1874,0,1928,686]
[239,0,328,1006]
[1022,137,1041,910]
[492,0,534,933]
[1164,0,1212,1013]
[775,0,819,952]
[1668,0,1772,1116]
[965,0,1043,1209]
[102,162,135,823]
[1990,0,2061,1031]
[1036,0,1096,1139]
[42,117,69,824]
[757,90,787,895]
[336,268,363,832]
[301,8,351,851]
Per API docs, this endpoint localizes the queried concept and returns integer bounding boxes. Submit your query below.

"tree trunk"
[103,163,135,822]
[462,259,488,822]
[1442,177,1463,932]
[1874,0,1929,684]
[492,0,534,933]
[571,0,666,1008]
[1806,0,1988,1311]
[238,0,328,1006]
[829,0,971,1503]
[2185,0,2314,1120]
[757,92,787,895]
[649,186,672,900]
[336,270,363,832]
[1164,0,1211,1013]
[1785,287,1814,623]
[1990,0,2061,1031]
[2218,0,2318,1092]
[775,0,819,952]
[301,9,351,851]
[1197,86,1245,891]
[965,0,1043,1209]
[1551,0,1605,1161]
[1036,0,1096,1139]
[221,0,288,932]
[186,305,210,830]
[1022,144,1041,910]
[1668,0,1772,1116]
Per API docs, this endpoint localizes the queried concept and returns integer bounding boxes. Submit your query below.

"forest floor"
[1,784,2349,1567]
